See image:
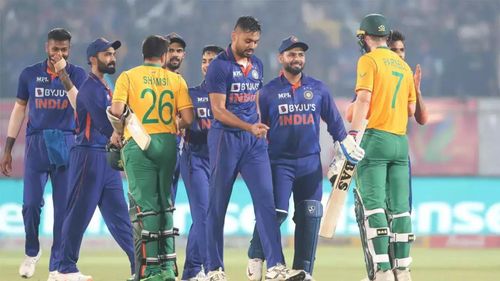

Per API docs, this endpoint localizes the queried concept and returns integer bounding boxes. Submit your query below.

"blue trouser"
[58,146,135,274]
[179,148,209,279]
[23,133,74,271]
[248,153,322,260]
[206,128,285,271]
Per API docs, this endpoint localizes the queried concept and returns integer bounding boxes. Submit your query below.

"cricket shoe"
[360,269,395,281]
[19,249,42,278]
[394,268,412,281]
[185,269,206,280]
[126,273,135,281]
[56,272,93,281]
[264,264,305,281]
[47,271,59,281]
[205,268,227,281]
[246,258,263,280]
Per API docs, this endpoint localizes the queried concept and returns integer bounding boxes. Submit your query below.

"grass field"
[1,246,499,281]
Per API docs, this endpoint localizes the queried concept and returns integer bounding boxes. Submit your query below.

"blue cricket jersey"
[259,73,347,159]
[205,45,263,131]
[74,73,114,148]
[183,81,212,158]
[16,60,87,135]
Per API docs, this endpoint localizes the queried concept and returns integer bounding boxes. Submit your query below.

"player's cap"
[357,14,391,37]
[86,37,121,64]
[278,36,309,54]
[165,32,186,48]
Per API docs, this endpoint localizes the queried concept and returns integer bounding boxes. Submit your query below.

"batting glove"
[340,135,365,164]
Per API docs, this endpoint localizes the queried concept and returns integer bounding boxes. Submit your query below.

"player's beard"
[236,47,254,58]
[284,61,304,75]
[167,57,182,71]
[97,59,116,74]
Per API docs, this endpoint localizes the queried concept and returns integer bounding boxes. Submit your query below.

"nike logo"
[359,72,367,78]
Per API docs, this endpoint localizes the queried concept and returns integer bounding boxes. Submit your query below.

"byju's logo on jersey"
[197,107,210,118]
[251,69,259,79]
[35,88,44,97]
[278,104,289,114]
[231,83,241,92]
[36,76,49,83]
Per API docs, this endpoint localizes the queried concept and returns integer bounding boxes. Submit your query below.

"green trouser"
[122,133,177,278]
[355,129,411,271]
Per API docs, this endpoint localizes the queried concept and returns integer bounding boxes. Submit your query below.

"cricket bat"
[126,112,151,151]
[319,121,367,239]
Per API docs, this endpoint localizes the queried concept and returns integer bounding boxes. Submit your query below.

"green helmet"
[357,14,390,37]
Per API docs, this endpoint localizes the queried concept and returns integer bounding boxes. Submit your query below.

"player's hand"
[175,116,185,136]
[414,64,422,93]
[327,141,346,182]
[110,131,123,148]
[50,53,67,73]
[249,123,269,138]
[340,135,365,164]
[0,152,13,177]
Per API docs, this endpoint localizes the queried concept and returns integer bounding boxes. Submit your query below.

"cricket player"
[205,16,305,281]
[387,30,428,126]
[246,36,365,281]
[179,45,224,281]
[50,38,135,281]
[0,28,86,281]
[346,30,429,212]
[351,14,416,281]
[109,35,194,281]
[163,32,187,203]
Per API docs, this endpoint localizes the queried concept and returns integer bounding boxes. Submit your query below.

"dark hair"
[388,30,405,44]
[202,45,224,55]
[142,35,168,59]
[234,16,261,32]
[47,28,72,42]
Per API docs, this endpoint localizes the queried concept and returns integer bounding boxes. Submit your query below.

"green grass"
[1,246,499,281]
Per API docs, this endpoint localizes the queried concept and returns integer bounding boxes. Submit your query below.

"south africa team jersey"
[259,74,347,159]
[113,63,193,139]
[205,45,263,131]
[355,47,416,135]
[183,81,212,157]
[16,60,87,135]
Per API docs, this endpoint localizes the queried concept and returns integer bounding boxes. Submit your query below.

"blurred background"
[0,0,499,279]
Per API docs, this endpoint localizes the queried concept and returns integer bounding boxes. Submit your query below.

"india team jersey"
[75,73,115,148]
[259,74,347,159]
[113,64,193,139]
[355,47,416,135]
[183,81,212,158]
[16,60,87,135]
[205,45,263,131]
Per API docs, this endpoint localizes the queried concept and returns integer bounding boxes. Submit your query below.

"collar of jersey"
[279,72,309,87]
[143,62,163,68]
[377,46,390,50]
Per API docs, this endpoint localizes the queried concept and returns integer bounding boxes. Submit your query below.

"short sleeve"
[16,69,29,101]
[113,71,130,104]
[205,59,229,94]
[70,66,88,88]
[355,55,376,93]
[176,75,193,111]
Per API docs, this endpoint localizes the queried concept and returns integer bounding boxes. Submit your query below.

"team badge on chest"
[251,69,259,79]
[304,90,314,100]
